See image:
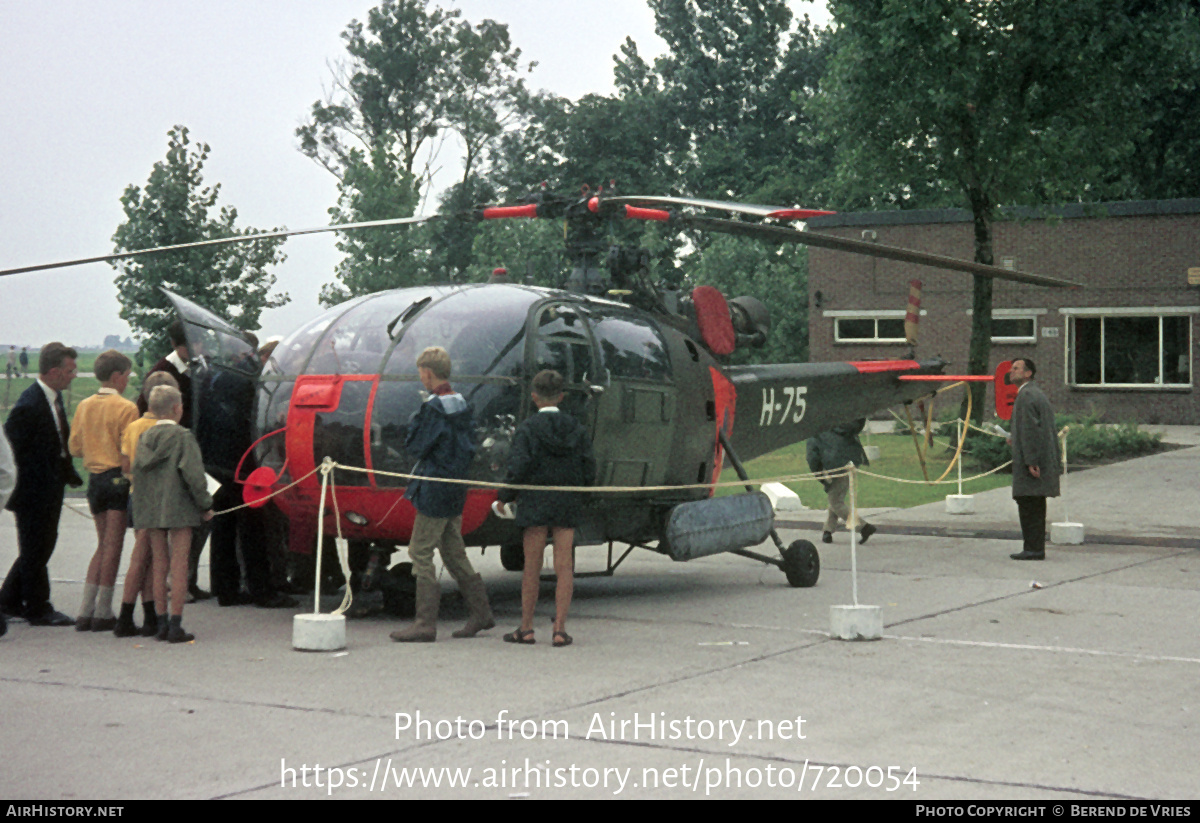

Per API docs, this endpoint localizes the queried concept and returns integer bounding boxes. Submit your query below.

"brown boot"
[389,578,439,642]
[451,574,495,638]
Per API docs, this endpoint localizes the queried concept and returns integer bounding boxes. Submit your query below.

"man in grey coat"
[1007,358,1060,560]
[807,418,877,544]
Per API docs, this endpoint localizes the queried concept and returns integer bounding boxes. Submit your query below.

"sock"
[118,602,136,622]
[142,601,156,622]
[78,583,99,618]
[94,586,115,620]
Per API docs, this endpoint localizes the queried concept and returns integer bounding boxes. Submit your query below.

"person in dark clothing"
[497,370,596,647]
[389,346,493,643]
[1007,358,1061,560]
[0,342,83,627]
[806,418,876,544]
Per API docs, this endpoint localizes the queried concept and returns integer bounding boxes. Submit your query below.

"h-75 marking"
[759,385,808,427]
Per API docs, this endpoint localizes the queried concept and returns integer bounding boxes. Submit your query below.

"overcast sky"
[0,1,830,349]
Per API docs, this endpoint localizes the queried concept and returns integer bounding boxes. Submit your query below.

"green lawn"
[720,431,1011,509]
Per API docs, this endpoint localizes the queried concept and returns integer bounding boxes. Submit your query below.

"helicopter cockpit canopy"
[168,281,680,514]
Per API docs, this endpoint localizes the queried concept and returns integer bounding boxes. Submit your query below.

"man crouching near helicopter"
[390,346,495,642]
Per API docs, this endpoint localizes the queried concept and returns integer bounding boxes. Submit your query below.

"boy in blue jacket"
[390,347,494,643]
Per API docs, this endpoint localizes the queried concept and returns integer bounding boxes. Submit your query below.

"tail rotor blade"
[905,280,923,346]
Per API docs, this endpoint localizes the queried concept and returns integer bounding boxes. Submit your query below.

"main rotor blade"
[683,216,1082,288]
[603,195,833,220]
[0,214,437,278]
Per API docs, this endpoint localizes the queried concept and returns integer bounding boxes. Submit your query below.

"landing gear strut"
[719,430,820,588]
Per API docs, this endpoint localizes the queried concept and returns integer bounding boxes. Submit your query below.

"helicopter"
[1,189,1079,592]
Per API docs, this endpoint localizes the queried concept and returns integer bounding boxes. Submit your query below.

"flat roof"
[806,198,1200,229]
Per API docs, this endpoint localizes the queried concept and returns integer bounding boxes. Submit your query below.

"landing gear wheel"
[782,540,820,588]
[500,542,525,572]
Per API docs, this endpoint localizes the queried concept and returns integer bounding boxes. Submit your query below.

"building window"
[833,316,907,343]
[991,316,1037,343]
[1067,314,1191,387]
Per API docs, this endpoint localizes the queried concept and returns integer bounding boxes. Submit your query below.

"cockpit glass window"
[273,296,369,375]
[369,378,518,487]
[305,289,449,376]
[591,313,671,382]
[533,304,594,385]
[382,285,539,379]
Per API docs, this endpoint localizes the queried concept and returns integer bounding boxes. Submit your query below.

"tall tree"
[816,0,1160,418]
[297,0,462,193]
[299,0,531,295]
[643,0,833,204]
[112,126,288,359]
[319,144,426,306]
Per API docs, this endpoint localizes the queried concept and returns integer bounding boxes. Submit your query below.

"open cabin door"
[162,289,260,481]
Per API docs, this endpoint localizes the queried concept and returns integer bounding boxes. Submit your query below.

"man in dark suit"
[1008,357,1061,560]
[0,342,83,625]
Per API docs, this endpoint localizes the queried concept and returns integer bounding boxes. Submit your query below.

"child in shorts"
[132,385,214,643]
[112,371,179,638]
[69,350,138,632]
[497,370,595,647]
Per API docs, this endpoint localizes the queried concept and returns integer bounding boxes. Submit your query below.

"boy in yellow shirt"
[113,371,179,638]
[69,350,139,631]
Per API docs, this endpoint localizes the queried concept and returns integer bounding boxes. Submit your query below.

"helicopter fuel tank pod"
[660,492,775,561]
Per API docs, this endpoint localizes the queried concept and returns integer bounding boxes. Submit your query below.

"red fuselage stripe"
[898,375,994,382]
[847,360,921,373]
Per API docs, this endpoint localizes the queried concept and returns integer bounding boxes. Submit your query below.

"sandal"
[552,630,573,648]
[504,628,535,644]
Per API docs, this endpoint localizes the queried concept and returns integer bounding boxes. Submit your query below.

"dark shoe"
[552,630,573,648]
[0,614,6,638]
[90,617,117,632]
[254,592,298,609]
[75,616,93,632]
[217,592,254,607]
[504,628,535,645]
[821,531,833,544]
[188,585,212,602]
[1010,551,1045,561]
[156,618,170,642]
[859,523,877,544]
[29,609,74,627]
[113,615,140,638]
[140,615,159,638]
[167,625,195,644]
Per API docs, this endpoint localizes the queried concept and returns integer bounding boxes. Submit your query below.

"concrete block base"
[1051,522,1085,545]
[293,613,346,651]
[830,604,883,641]
[945,494,975,515]
[864,445,881,461]
[762,482,805,513]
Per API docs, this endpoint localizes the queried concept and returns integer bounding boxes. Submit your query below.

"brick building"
[806,199,1200,424]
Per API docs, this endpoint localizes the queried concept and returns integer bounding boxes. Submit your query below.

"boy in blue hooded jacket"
[390,347,494,642]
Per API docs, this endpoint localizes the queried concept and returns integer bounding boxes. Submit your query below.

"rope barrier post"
[830,464,882,641]
[293,458,347,652]
[1050,427,1085,545]
[945,416,976,515]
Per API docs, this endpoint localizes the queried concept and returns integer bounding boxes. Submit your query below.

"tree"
[300,0,532,295]
[112,126,288,360]
[640,0,833,204]
[319,144,428,306]
[816,0,1163,418]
